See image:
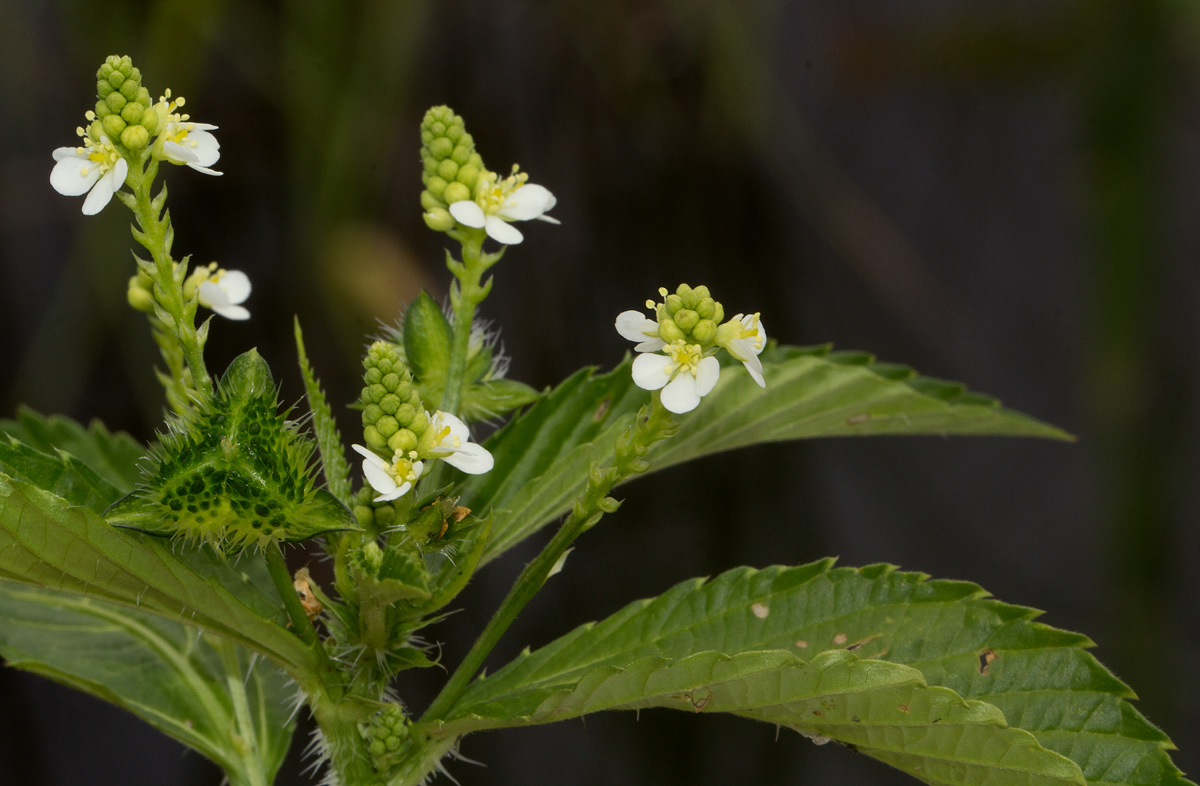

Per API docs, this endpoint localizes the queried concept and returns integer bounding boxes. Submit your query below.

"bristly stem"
[419,398,677,723]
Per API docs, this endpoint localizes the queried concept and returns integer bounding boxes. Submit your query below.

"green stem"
[216,639,271,786]
[420,400,677,722]
[126,157,212,398]
[264,542,319,648]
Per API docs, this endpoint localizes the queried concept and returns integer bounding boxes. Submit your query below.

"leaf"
[295,319,353,505]
[0,406,146,492]
[0,435,123,513]
[0,581,294,784]
[106,350,359,550]
[431,647,1083,786]
[459,346,1073,563]
[0,472,316,675]
[451,560,1189,786]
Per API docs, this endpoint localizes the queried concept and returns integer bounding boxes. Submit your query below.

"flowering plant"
[0,56,1189,786]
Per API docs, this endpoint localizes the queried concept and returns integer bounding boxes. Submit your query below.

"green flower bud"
[674,309,699,331]
[98,81,114,98]
[456,163,480,186]
[665,294,683,315]
[364,426,386,453]
[380,394,401,415]
[121,102,144,124]
[388,428,418,454]
[137,86,151,106]
[659,319,685,343]
[423,207,454,232]
[420,190,443,211]
[426,176,447,197]
[692,319,717,345]
[359,341,427,450]
[451,145,471,165]
[139,105,160,134]
[95,100,111,119]
[121,124,150,150]
[102,114,127,139]
[394,403,416,426]
[126,275,155,312]
[429,137,453,159]
[437,159,459,181]
[442,182,470,205]
[422,155,439,175]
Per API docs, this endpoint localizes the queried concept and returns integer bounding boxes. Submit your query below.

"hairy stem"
[216,638,271,786]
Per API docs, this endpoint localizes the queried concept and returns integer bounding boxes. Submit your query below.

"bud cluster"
[419,106,486,232]
[362,703,409,773]
[91,55,158,152]
[360,341,430,457]
[651,284,726,349]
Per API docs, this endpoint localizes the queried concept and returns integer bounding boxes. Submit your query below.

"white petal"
[52,146,81,162]
[484,215,524,245]
[188,122,219,131]
[434,411,471,443]
[219,271,252,303]
[352,444,390,470]
[361,457,399,497]
[742,355,765,387]
[631,353,671,391]
[81,160,125,216]
[163,139,193,165]
[212,303,251,321]
[634,338,666,352]
[743,315,767,354]
[615,311,656,343]
[374,480,411,503]
[198,280,230,309]
[499,183,556,220]
[660,374,701,414]
[50,155,101,196]
[442,443,494,474]
[695,357,721,396]
[536,214,561,225]
[449,200,486,228]
[188,164,223,176]
[188,129,221,168]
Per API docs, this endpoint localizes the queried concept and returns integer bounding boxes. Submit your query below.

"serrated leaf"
[459,345,1073,563]
[0,472,315,675]
[106,350,358,550]
[0,436,123,512]
[0,406,146,492]
[0,582,294,784]
[452,560,1188,786]
[432,648,1084,786]
[295,319,353,506]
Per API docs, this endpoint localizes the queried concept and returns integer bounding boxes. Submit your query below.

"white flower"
[422,411,494,474]
[156,91,221,175]
[631,340,721,414]
[197,268,251,320]
[722,313,767,388]
[352,444,424,502]
[615,310,665,353]
[50,137,128,215]
[448,166,557,245]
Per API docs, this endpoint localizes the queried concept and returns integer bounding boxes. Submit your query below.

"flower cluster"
[616,284,766,413]
[354,341,493,502]
[418,105,557,245]
[183,263,252,321]
[50,55,220,215]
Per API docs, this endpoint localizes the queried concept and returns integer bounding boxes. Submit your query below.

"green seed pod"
[106,350,358,552]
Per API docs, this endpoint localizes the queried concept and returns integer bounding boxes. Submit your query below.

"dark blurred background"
[0,1,1197,785]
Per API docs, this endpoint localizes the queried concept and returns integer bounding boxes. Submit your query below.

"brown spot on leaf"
[751,603,770,618]
[795,640,809,648]
[594,398,612,420]
[846,413,870,425]
[812,710,823,716]
[898,704,910,713]
[832,633,848,645]
[846,634,881,651]
[979,649,998,675]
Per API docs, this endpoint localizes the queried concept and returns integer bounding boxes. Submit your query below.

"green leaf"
[0,472,316,675]
[106,350,359,550]
[0,406,146,492]
[0,435,123,513]
[460,377,541,423]
[459,346,1073,563]
[295,319,353,506]
[451,560,1188,786]
[432,647,1083,786]
[0,581,294,784]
